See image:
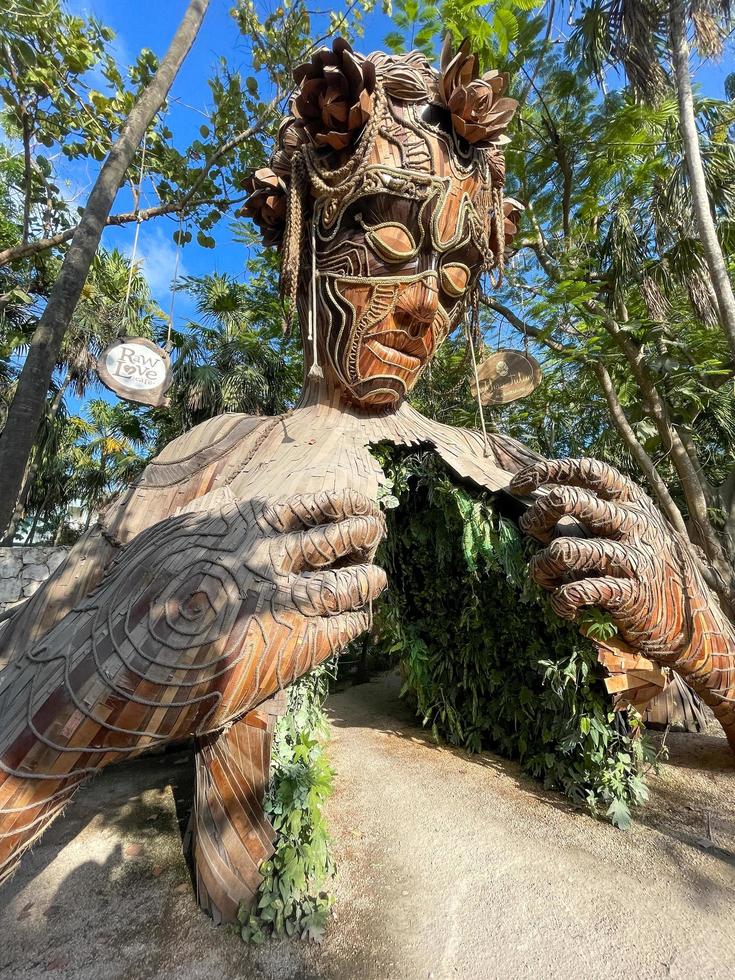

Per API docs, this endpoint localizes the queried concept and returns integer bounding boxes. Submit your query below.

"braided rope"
[280,80,387,335]
[302,79,387,198]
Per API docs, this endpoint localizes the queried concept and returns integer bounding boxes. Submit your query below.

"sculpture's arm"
[510,458,735,749]
[0,414,272,665]
[0,488,385,882]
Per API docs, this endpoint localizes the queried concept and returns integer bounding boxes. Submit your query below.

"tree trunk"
[668,0,735,362]
[606,322,735,604]
[0,0,210,537]
[593,362,688,534]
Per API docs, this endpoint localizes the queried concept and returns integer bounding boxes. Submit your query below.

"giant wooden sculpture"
[1,38,734,924]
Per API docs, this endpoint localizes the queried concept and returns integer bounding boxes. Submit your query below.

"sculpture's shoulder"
[388,402,541,495]
[102,413,277,544]
[140,413,271,487]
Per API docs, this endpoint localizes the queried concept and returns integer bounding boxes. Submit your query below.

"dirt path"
[1,672,733,979]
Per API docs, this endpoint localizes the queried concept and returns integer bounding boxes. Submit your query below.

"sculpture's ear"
[291,37,376,152]
[437,35,518,147]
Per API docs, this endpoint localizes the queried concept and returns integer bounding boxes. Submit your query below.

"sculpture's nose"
[395,274,440,330]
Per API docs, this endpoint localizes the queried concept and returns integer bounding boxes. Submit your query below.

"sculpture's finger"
[510,457,644,503]
[520,486,638,543]
[291,564,388,617]
[261,489,380,533]
[549,576,639,621]
[321,608,373,654]
[280,514,386,573]
[530,537,641,589]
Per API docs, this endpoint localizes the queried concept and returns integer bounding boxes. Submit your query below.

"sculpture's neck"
[296,374,405,419]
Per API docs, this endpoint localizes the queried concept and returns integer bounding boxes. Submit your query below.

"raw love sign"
[97,337,173,408]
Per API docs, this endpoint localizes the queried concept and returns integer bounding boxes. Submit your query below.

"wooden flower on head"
[292,38,377,151]
[438,35,518,146]
[240,168,287,247]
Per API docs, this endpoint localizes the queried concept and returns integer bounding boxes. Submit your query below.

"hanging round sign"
[470,349,542,406]
[96,337,173,408]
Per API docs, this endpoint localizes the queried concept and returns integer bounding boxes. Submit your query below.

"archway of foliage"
[239,446,662,944]
[373,446,656,830]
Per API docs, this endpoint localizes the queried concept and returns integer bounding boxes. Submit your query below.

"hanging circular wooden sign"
[96,337,173,408]
[470,349,542,406]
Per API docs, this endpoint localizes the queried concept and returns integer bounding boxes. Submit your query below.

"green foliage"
[239,662,336,944]
[149,268,301,449]
[375,447,656,829]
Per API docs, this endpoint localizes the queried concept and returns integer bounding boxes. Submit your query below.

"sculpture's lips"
[363,327,430,373]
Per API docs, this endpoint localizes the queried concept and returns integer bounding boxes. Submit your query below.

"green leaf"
[606,797,632,830]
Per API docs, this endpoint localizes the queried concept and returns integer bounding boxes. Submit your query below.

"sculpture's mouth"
[362,324,433,374]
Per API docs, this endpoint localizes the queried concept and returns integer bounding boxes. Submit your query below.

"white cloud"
[129,224,188,306]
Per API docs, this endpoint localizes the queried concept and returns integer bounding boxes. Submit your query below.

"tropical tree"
[154,263,301,448]
[1,239,162,542]
[67,399,149,530]
[0,0,211,537]
[569,0,735,361]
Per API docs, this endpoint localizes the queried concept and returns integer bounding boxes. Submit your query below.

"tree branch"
[593,360,688,535]
[481,295,568,353]
[0,196,238,267]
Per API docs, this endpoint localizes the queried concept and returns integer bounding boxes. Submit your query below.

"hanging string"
[307,217,323,380]
[465,318,490,457]
[166,214,184,352]
[518,253,529,357]
[122,139,148,333]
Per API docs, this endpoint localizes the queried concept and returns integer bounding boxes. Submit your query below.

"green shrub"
[239,661,336,943]
[375,447,657,829]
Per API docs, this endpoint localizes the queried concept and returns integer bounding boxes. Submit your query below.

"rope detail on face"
[281,80,388,344]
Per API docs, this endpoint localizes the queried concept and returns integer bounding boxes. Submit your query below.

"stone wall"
[0,547,68,615]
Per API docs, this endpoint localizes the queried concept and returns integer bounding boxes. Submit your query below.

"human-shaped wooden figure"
[1,38,733,923]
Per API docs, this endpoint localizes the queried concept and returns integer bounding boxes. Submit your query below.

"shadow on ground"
[1,670,733,980]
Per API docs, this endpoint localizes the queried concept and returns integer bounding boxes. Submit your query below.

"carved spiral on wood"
[0,489,387,884]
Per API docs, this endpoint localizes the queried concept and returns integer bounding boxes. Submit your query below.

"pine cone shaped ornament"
[366,50,434,101]
[292,38,376,151]
[240,168,287,247]
[270,117,308,179]
[438,35,518,146]
[503,197,524,246]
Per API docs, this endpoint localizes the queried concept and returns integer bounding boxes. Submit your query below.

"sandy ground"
[1,671,733,980]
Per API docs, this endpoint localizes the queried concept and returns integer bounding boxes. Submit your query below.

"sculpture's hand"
[0,489,387,764]
[509,458,735,747]
[509,458,688,656]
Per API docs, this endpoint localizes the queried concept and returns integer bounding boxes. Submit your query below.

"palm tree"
[570,0,735,360]
[67,400,149,532]
[1,248,162,542]
[17,399,149,544]
[156,270,302,447]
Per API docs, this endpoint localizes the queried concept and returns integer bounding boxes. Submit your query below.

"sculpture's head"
[243,37,520,408]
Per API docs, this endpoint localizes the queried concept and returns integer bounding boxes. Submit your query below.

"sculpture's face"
[298,120,492,407]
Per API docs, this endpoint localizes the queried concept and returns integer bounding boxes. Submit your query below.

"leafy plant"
[374,446,657,829]
[239,661,336,944]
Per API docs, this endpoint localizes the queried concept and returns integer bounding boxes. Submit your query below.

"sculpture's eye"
[365,223,417,262]
[440,262,471,297]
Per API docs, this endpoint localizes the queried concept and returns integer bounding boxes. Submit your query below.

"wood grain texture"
[187,693,286,924]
